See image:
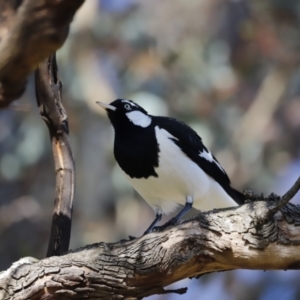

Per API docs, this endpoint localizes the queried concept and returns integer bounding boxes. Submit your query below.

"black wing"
[155,116,245,204]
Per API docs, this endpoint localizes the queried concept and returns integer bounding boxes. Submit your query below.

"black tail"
[226,186,246,205]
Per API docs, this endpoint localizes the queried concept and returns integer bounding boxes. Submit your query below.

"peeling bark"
[1,201,300,300]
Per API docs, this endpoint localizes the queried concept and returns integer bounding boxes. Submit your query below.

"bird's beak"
[96,101,117,111]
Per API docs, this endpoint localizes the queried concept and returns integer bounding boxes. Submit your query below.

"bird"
[97,99,246,234]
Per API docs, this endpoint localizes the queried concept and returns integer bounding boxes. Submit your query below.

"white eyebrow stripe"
[122,99,137,107]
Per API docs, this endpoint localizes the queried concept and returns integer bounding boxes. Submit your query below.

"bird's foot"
[143,213,163,235]
[152,217,179,232]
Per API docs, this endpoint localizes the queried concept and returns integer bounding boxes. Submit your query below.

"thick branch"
[0,0,84,107]
[1,201,300,300]
[35,55,75,257]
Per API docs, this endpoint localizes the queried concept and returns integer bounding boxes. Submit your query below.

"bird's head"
[96,99,152,129]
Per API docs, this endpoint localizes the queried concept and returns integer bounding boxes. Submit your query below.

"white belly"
[122,126,237,215]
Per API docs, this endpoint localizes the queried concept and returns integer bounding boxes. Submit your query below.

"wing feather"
[154,116,231,187]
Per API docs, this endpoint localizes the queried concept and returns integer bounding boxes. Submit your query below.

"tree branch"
[0,0,84,107]
[268,175,300,215]
[244,175,300,217]
[35,55,75,257]
[1,200,300,300]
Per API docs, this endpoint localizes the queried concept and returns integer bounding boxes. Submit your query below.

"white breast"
[122,126,237,215]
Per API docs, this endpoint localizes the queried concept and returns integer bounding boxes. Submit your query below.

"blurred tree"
[1,0,300,299]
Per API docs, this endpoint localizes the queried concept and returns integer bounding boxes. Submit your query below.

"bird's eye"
[124,104,131,110]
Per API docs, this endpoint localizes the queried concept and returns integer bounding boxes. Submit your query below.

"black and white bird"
[97,99,245,234]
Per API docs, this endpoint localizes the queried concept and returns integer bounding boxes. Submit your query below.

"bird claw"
[152,218,179,232]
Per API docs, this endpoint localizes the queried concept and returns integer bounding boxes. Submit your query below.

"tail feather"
[226,187,246,205]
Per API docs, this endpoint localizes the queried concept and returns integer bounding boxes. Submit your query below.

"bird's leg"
[153,197,193,232]
[143,212,162,235]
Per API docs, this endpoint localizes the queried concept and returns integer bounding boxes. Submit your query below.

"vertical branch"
[35,54,75,257]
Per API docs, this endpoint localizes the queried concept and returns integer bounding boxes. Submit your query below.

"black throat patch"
[114,125,159,179]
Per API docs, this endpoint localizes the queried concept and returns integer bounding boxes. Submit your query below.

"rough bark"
[1,201,300,300]
[35,55,75,257]
[0,0,84,107]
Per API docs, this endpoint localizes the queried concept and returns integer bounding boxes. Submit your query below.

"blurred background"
[1,0,300,299]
